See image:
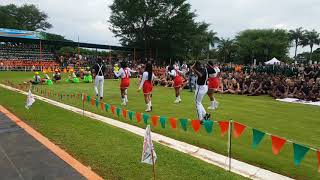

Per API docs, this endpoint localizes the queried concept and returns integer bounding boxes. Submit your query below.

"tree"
[217,38,237,63]
[206,30,219,59]
[235,29,290,64]
[302,29,320,61]
[0,4,52,31]
[109,0,212,61]
[288,27,305,60]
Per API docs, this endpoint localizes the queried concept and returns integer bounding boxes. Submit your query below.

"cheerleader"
[207,61,220,110]
[114,61,136,105]
[168,64,183,103]
[191,61,216,124]
[138,63,155,112]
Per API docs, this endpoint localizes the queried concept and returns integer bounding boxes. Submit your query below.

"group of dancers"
[93,58,221,124]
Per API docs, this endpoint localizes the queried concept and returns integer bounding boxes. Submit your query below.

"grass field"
[1,71,320,179]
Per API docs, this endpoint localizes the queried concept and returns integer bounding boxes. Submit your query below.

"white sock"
[178,96,181,100]
[211,101,215,107]
[122,98,126,103]
[149,101,152,107]
[125,95,128,102]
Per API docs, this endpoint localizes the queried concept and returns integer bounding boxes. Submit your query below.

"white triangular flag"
[141,125,157,165]
[25,89,35,109]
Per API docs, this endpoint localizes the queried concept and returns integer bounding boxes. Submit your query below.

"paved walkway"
[0,112,85,180]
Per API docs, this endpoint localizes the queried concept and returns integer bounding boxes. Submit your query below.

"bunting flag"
[116,107,121,117]
[77,93,81,98]
[317,151,320,172]
[105,104,110,112]
[159,116,166,128]
[91,98,95,106]
[122,109,127,119]
[128,111,134,121]
[82,94,86,102]
[100,102,105,111]
[111,105,115,115]
[252,129,265,149]
[169,118,177,129]
[218,121,229,137]
[87,95,91,102]
[293,143,309,166]
[204,121,214,134]
[136,112,142,123]
[151,116,159,127]
[233,122,246,138]
[95,99,99,107]
[191,120,201,132]
[143,114,149,125]
[179,119,188,131]
[271,135,286,155]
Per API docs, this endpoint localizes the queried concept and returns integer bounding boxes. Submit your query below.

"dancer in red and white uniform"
[206,61,221,110]
[138,63,155,112]
[114,61,136,105]
[168,64,183,103]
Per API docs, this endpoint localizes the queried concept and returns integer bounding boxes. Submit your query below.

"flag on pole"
[25,90,35,109]
[141,125,157,165]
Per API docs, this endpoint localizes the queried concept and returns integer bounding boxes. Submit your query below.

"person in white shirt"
[207,61,221,110]
[168,65,184,103]
[114,61,137,105]
[138,63,156,112]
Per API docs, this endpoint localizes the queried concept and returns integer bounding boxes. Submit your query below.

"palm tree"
[302,29,320,61]
[217,38,235,62]
[206,31,219,59]
[288,27,305,60]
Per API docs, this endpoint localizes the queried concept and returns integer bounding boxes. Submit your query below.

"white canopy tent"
[265,57,281,65]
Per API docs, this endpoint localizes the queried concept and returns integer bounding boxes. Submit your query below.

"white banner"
[25,89,35,109]
[141,125,157,165]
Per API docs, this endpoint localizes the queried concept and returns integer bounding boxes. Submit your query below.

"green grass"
[0,86,244,180]
[1,71,320,179]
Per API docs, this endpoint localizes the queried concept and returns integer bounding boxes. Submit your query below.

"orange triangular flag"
[136,112,141,123]
[91,98,95,106]
[100,102,105,111]
[111,105,115,115]
[169,118,177,129]
[233,122,246,138]
[218,121,229,137]
[271,135,286,155]
[317,151,320,172]
[191,120,201,132]
[151,116,159,127]
[122,109,127,119]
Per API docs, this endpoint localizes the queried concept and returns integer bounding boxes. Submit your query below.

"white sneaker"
[121,102,127,106]
[145,108,151,112]
[174,99,180,103]
[207,106,215,110]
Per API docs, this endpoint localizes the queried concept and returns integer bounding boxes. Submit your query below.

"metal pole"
[150,130,156,180]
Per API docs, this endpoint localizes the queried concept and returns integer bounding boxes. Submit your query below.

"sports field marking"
[0,83,293,180]
[0,105,103,180]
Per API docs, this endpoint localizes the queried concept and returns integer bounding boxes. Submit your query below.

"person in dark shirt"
[190,61,215,124]
[92,58,106,100]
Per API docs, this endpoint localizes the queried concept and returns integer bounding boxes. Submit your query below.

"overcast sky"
[1,0,320,56]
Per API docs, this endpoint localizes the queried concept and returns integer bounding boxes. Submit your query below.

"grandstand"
[0,28,134,71]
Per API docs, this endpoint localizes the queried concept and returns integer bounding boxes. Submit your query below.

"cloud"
[1,0,320,56]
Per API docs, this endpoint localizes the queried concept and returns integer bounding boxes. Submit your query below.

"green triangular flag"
[179,119,188,131]
[128,111,134,121]
[143,114,149,125]
[105,104,110,112]
[116,107,121,117]
[87,96,91,102]
[160,116,166,128]
[293,143,309,165]
[204,120,214,134]
[95,99,99,107]
[252,129,265,149]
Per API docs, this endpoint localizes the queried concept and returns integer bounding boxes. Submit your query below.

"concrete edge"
[0,84,294,180]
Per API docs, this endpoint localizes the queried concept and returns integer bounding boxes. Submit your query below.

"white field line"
[0,84,293,180]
